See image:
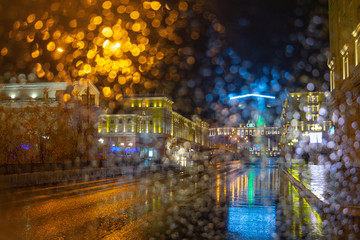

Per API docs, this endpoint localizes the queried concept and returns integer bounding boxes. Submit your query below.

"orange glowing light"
[150,1,161,11]
[102,27,113,38]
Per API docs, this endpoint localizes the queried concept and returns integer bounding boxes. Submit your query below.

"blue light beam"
[230,93,275,100]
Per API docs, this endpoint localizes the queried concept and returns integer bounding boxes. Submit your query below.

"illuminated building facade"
[209,122,281,157]
[98,96,209,160]
[0,80,100,165]
[0,80,100,107]
[328,0,360,166]
[280,92,332,150]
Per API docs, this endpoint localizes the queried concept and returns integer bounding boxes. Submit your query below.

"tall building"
[280,92,332,156]
[98,95,209,160]
[328,0,360,166]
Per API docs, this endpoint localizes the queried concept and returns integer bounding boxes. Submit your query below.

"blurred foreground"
[1,158,360,239]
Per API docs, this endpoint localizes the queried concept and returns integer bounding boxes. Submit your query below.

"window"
[309,132,322,143]
[308,95,318,103]
[150,103,153,107]
[330,69,335,91]
[342,51,349,80]
[127,118,132,123]
[312,114,318,122]
[110,119,114,124]
[311,105,319,112]
[356,37,360,66]
[150,120,153,125]
[119,119,123,124]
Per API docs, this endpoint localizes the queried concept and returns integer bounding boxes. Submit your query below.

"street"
[0,159,358,239]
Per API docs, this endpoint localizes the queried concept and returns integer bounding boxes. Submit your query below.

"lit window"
[308,96,318,103]
[330,69,335,91]
[309,132,322,143]
[356,37,360,66]
[342,51,349,80]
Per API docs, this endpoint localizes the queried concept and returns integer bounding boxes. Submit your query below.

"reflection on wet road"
[225,159,324,239]
[0,159,355,239]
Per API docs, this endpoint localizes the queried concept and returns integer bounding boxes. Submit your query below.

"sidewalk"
[278,159,360,217]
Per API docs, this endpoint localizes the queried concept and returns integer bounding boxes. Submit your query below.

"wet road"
[0,159,357,239]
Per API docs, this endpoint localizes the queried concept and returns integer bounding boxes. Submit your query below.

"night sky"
[206,0,329,87]
[207,0,297,68]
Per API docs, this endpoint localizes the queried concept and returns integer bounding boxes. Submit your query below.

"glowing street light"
[230,93,275,100]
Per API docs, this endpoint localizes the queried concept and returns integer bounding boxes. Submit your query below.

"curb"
[279,166,325,214]
[279,165,360,217]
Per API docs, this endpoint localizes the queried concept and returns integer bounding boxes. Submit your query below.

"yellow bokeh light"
[87,49,97,59]
[130,11,140,20]
[27,14,36,24]
[63,93,71,102]
[102,1,112,9]
[42,32,50,41]
[143,1,151,9]
[88,23,97,31]
[1,48,8,56]
[31,50,40,58]
[131,47,140,56]
[57,48,64,52]
[76,32,85,40]
[152,19,161,28]
[132,23,141,32]
[93,16,103,25]
[26,34,34,43]
[47,42,56,51]
[83,64,92,74]
[69,19,77,28]
[118,76,126,85]
[56,63,64,71]
[109,71,117,79]
[34,20,43,30]
[102,87,112,98]
[37,70,45,78]
[102,27,113,38]
[151,1,161,11]
[53,30,62,40]
[103,39,110,48]
[35,63,42,72]
[133,72,141,83]
[117,5,126,14]
[179,1,189,11]
[138,56,147,64]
